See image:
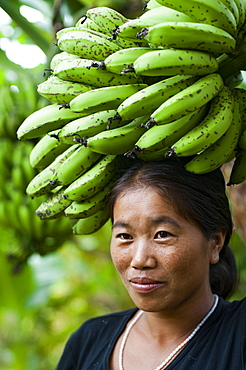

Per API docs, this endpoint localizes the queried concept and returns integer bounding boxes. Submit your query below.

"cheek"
[161,251,188,278]
[110,244,129,275]
[162,240,209,278]
[165,253,193,277]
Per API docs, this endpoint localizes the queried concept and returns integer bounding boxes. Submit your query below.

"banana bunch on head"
[17,1,246,235]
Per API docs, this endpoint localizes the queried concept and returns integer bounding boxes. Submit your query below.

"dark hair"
[108,157,238,300]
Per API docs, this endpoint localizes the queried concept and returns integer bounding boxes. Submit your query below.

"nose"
[130,240,157,270]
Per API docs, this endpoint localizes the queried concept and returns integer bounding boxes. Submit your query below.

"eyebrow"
[112,216,181,230]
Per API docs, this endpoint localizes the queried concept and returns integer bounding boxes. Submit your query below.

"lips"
[129,277,163,293]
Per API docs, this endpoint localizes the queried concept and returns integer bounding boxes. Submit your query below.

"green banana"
[84,115,148,155]
[57,110,124,145]
[43,214,73,239]
[76,15,102,31]
[10,141,36,189]
[59,26,112,42]
[155,0,237,36]
[233,88,246,130]
[65,180,114,218]
[114,75,198,121]
[86,6,128,35]
[57,29,121,60]
[169,86,235,157]
[17,203,38,237]
[3,192,24,233]
[113,18,167,40]
[15,74,38,119]
[234,0,246,30]
[228,150,246,185]
[133,106,207,156]
[114,6,195,39]
[56,27,79,40]
[10,192,38,240]
[16,76,38,122]
[238,128,246,149]
[97,47,158,74]
[17,104,87,140]
[11,163,26,191]
[135,145,169,161]
[184,101,242,174]
[0,139,13,183]
[53,58,142,87]
[50,51,81,70]
[137,22,236,54]
[145,73,224,127]
[35,187,72,219]
[29,130,70,169]
[1,83,19,139]
[37,75,93,104]
[72,206,109,235]
[75,16,138,47]
[124,48,219,77]
[64,154,119,201]
[21,145,38,185]
[220,0,240,25]
[141,4,194,21]
[26,145,80,198]
[114,35,148,49]
[74,19,144,48]
[51,145,101,186]
[68,83,147,114]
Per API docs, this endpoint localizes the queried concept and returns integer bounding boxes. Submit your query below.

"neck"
[138,294,216,345]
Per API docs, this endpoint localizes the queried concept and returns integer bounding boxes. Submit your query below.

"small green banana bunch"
[16,2,246,235]
[0,139,73,265]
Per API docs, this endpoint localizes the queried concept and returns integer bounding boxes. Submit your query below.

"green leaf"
[0,0,50,53]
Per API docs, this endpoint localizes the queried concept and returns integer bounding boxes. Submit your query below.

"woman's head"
[108,158,238,300]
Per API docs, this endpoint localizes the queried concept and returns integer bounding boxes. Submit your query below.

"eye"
[154,231,172,239]
[116,233,133,240]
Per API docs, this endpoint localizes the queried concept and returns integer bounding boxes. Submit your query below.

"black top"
[56,297,246,369]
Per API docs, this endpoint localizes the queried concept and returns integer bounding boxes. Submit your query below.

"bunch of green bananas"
[16,1,246,235]
[0,138,73,266]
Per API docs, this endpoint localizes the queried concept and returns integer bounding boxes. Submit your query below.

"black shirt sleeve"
[56,340,77,370]
[56,308,138,370]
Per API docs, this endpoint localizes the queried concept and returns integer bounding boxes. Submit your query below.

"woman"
[56,158,245,370]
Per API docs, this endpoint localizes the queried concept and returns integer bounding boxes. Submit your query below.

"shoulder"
[56,309,138,369]
[218,296,246,323]
[221,296,246,310]
[81,307,138,328]
[70,307,138,341]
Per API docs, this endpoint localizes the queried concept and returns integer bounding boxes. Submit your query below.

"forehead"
[112,185,193,225]
[114,196,181,230]
[114,187,176,215]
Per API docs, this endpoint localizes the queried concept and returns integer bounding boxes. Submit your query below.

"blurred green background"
[0,0,246,369]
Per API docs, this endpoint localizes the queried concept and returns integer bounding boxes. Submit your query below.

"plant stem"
[218,35,246,81]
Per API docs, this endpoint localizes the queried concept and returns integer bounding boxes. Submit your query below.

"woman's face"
[110,187,223,313]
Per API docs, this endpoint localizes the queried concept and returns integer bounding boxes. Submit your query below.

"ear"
[209,228,227,265]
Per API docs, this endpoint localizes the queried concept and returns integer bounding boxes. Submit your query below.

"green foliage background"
[0,0,246,369]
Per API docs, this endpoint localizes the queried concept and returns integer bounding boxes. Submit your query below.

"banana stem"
[218,35,246,80]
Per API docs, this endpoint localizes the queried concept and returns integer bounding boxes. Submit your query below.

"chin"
[131,297,166,312]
